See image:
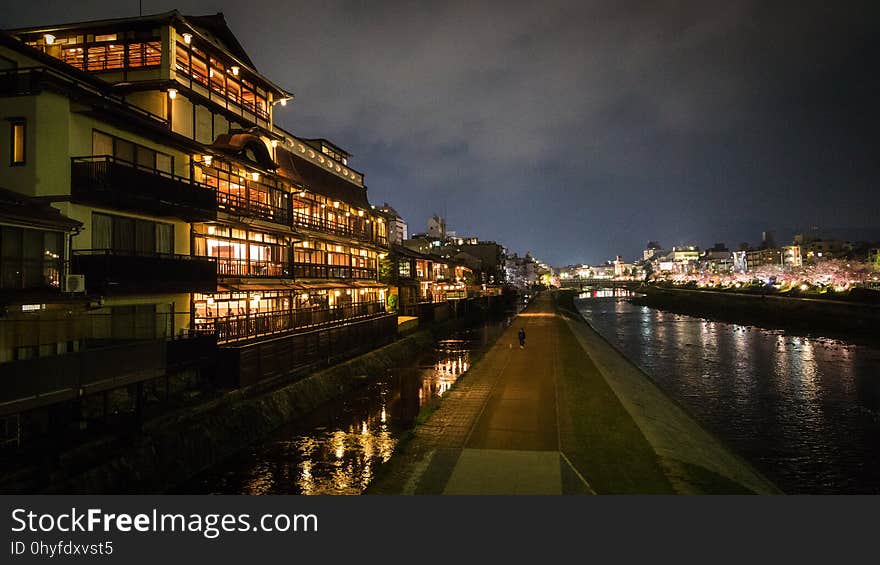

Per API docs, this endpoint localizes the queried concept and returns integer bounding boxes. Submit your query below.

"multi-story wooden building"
[0,11,393,442]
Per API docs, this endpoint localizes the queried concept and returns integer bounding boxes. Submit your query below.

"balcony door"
[92,212,174,255]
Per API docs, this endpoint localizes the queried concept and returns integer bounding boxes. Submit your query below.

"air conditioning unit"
[64,274,86,294]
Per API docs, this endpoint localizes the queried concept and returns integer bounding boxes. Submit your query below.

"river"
[178,318,512,494]
[575,288,880,494]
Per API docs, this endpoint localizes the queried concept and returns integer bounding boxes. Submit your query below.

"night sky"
[3,1,878,265]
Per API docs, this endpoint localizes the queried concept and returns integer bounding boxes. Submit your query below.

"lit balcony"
[292,263,377,281]
[194,301,386,343]
[71,156,216,221]
[291,212,372,242]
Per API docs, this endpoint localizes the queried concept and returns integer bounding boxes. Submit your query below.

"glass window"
[11,121,25,165]
[135,220,155,255]
[191,55,208,85]
[87,46,108,71]
[227,79,240,104]
[114,138,134,163]
[112,216,135,254]
[136,145,156,169]
[175,43,190,72]
[128,41,161,67]
[156,223,173,254]
[92,213,112,249]
[61,47,85,69]
[156,153,172,173]
[92,131,113,157]
[107,43,124,69]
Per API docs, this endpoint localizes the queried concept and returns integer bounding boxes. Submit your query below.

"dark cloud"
[4,1,878,264]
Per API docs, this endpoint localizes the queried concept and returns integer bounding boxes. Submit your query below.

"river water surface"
[179,319,511,494]
[576,288,880,494]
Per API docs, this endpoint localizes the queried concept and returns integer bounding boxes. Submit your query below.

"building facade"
[0,11,394,441]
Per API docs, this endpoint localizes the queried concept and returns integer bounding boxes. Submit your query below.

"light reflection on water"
[179,325,496,495]
[576,292,880,493]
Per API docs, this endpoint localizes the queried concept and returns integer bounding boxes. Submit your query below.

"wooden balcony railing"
[194,301,386,343]
[72,249,217,294]
[71,156,216,221]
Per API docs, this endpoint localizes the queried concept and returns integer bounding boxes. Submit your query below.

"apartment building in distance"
[0,11,394,444]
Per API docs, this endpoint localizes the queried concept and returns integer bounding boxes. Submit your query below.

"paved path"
[368,292,777,495]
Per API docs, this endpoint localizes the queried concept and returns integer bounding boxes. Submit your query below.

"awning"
[298,282,351,289]
[217,282,305,292]
[351,281,384,288]
[276,147,371,209]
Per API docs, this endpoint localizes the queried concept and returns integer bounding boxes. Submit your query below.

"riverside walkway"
[368,292,779,495]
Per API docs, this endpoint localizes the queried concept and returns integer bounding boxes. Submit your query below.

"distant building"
[662,246,700,274]
[746,248,784,271]
[700,243,733,275]
[643,241,664,261]
[613,255,633,277]
[794,231,849,261]
[380,202,407,245]
[427,215,446,240]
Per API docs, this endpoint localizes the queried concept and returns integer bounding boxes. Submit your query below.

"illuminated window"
[128,41,161,68]
[190,54,209,85]
[10,120,25,166]
[61,47,85,70]
[175,43,190,73]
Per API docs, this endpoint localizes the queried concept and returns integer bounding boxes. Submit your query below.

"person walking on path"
[518,327,526,349]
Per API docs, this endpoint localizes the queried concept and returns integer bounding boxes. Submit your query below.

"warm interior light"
[333,201,339,208]
[302,241,308,248]
[167,88,177,99]
[345,212,350,217]
[251,172,260,181]
[207,225,215,235]
[230,65,240,76]
[334,291,341,297]
[299,191,306,197]
[44,34,55,45]
[203,155,212,166]
[182,32,192,44]
[358,210,364,217]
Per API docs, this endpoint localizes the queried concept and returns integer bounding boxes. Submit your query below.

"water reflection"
[576,293,880,493]
[179,321,500,495]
